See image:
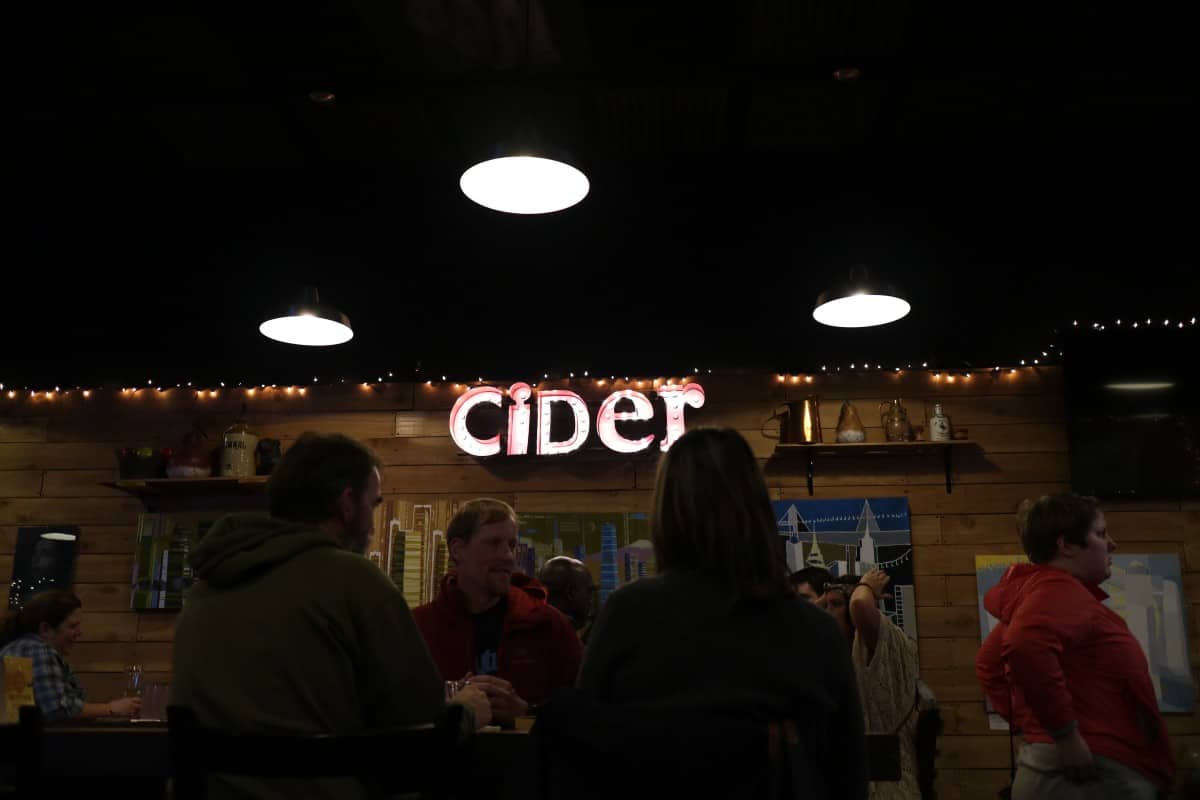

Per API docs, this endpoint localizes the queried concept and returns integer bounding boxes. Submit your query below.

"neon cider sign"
[449,382,706,457]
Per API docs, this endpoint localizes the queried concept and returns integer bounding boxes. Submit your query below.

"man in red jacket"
[413,498,582,725]
[976,493,1173,799]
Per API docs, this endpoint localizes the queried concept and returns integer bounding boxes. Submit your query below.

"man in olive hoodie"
[172,432,488,799]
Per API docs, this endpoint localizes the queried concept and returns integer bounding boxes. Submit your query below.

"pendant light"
[460,152,589,215]
[813,266,911,328]
[459,0,589,214]
[259,287,353,346]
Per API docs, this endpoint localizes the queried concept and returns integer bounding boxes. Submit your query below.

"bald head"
[537,557,594,629]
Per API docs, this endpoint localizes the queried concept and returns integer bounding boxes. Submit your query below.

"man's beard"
[341,511,371,555]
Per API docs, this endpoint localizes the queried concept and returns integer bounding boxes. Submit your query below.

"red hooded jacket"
[976,562,1174,788]
[412,572,582,705]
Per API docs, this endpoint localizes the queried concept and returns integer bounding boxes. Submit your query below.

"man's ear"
[449,537,463,566]
[38,621,53,638]
[1056,534,1075,558]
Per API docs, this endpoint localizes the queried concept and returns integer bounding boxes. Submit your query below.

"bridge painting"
[773,497,918,642]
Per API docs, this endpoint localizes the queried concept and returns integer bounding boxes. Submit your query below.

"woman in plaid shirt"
[1,590,141,721]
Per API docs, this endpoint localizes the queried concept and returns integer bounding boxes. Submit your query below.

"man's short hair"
[446,498,518,545]
[789,566,833,595]
[1017,493,1101,564]
[267,432,382,524]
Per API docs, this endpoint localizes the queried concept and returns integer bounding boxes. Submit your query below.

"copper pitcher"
[767,396,822,443]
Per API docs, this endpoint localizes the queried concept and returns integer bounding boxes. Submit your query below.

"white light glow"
[40,532,77,541]
[506,383,533,455]
[460,156,589,214]
[1104,381,1175,391]
[448,386,504,457]
[657,383,706,452]
[259,314,353,346]
[813,294,911,328]
[537,390,590,455]
[596,391,655,454]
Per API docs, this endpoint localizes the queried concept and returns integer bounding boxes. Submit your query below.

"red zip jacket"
[412,572,582,705]
[976,563,1174,788]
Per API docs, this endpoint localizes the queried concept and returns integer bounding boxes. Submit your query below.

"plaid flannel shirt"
[0,633,85,721]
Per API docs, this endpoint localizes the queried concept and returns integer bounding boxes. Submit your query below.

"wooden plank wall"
[1,368,1197,798]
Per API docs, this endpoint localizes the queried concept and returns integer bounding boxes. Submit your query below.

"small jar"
[220,419,259,477]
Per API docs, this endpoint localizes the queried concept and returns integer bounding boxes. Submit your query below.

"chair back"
[168,704,464,800]
[533,688,818,800]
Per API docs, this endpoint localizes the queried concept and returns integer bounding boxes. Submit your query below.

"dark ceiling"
[5,0,1197,386]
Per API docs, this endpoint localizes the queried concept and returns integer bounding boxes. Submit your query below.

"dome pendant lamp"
[259,286,354,346]
[813,265,911,328]
[460,148,589,215]
[459,0,588,214]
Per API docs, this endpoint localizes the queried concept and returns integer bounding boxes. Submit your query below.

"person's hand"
[109,697,142,717]
[449,684,492,730]
[857,568,891,600]
[1055,728,1096,783]
[467,674,529,725]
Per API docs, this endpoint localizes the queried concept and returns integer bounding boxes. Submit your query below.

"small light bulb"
[805,376,813,383]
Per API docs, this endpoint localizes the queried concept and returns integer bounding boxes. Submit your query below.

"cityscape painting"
[366,500,654,610]
[772,497,918,641]
[517,512,653,605]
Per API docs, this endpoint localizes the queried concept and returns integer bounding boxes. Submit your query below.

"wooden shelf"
[772,440,974,495]
[103,476,268,499]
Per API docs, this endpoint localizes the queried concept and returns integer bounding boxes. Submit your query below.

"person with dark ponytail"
[0,590,141,721]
